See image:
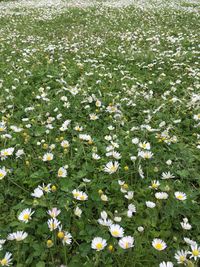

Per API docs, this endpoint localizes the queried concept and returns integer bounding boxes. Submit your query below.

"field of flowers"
[0,0,200,266]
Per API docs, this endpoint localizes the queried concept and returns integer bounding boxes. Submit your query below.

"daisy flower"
[89,113,99,120]
[159,262,173,267]
[92,153,101,160]
[152,239,167,251]
[72,189,88,201]
[188,244,200,260]
[31,187,44,198]
[39,183,51,193]
[174,192,187,201]
[149,180,160,190]
[104,161,119,174]
[0,122,6,132]
[174,250,188,264]
[0,167,7,180]
[47,218,61,231]
[180,218,192,230]
[0,148,14,159]
[132,138,139,144]
[18,208,34,223]
[184,237,197,246]
[7,231,28,241]
[61,140,70,148]
[109,224,124,238]
[128,203,136,213]
[74,207,82,218]
[161,171,175,179]
[125,191,134,200]
[118,236,134,249]
[146,201,156,208]
[91,237,107,251]
[155,192,168,200]
[138,151,153,159]
[42,152,53,161]
[47,208,61,218]
[58,167,67,177]
[138,141,151,150]
[62,232,72,245]
[0,252,12,266]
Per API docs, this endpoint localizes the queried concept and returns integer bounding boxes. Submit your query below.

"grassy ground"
[0,0,200,266]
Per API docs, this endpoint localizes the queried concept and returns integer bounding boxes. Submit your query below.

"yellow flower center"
[110,166,117,172]
[46,155,52,160]
[57,231,64,239]
[0,127,4,132]
[58,170,63,176]
[112,230,119,236]
[47,239,53,247]
[3,151,9,156]
[23,214,30,220]
[155,243,163,250]
[0,173,4,178]
[122,184,129,189]
[179,256,186,262]
[63,144,68,148]
[177,195,183,199]
[80,195,85,200]
[50,222,55,229]
[125,242,129,249]
[152,183,158,188]
[96,243,103,250]
[192,249,199,256]
[1,259,8,265]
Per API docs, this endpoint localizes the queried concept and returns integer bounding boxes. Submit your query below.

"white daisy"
[47,218,61,231]
[42,152,53,161]
[109,224,124,238]
[152,239,167,251]
[7,231,28,241]
[174,192,187,201]
[47,208,61,218]
[180,218,192,230]
[159,262,173,267]
[58,167,67,177]
[62,232,72,245]
[188,244,200,260]
[104,161,119,174]
[161,171,175,179]
[74,207,82,218]
[72,189,88,201]
[0,167,7,180]
[18,208,34,223]
[146,201,156,208]
[138,141,151,150]
[174,250,188,264]
[0,252,12,266]
[31,187,44,198]
[155,192,168,200]
[149,180,160,190]
[118,236,134,249]
[91,237,107,251]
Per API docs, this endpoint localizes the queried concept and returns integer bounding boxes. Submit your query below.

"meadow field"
[0,0,200,266]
